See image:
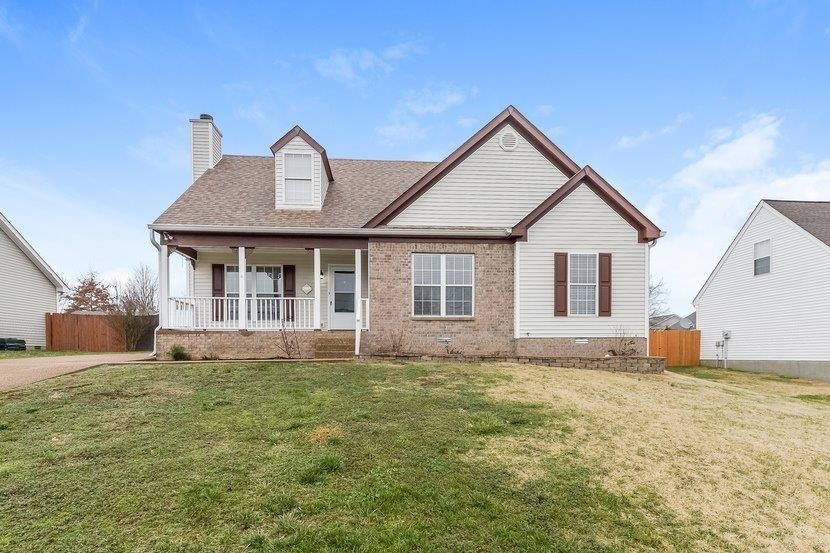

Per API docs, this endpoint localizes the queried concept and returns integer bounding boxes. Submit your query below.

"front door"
[329,266,356,329]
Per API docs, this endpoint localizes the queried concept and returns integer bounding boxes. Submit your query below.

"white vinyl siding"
[517,184,647,337]
[191,118,222,182]
[696,203,830,362]
[389,124,569,227]
[274,136,324,210]
[0,226,59,347]
[193,249,367,330]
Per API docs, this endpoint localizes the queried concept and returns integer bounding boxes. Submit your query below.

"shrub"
[168,344,190,361]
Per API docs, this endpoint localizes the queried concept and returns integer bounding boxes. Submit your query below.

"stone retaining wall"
[360,353,665,374]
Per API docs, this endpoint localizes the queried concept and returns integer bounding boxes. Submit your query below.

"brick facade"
[362,241,516,357]
[156,329,353,360]
[515,337,647,357]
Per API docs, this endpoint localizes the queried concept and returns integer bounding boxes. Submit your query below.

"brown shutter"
[211,264,224,321]
[283,265,296,321]
[598,253,612,316]
[554,252,567,316]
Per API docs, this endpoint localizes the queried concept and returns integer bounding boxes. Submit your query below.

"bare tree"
[65,272,115,313]
[108,265,158,351]
[649,277,670,317]
[608,326,639,357]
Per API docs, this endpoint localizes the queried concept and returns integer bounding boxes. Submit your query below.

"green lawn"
[0,350,88,360]
[1,361,828,551]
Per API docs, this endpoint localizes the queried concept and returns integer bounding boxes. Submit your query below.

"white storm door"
[329,266,356,330]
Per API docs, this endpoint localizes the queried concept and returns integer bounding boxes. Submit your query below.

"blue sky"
[1,1,829,311]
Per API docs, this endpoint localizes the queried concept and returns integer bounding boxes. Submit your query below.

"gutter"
[147,223,512,238]
[149,229,162,359]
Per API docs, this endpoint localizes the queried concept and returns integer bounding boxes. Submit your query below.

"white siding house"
[0,212,67,348]
[517,184,648,339]
[694,200,830,380]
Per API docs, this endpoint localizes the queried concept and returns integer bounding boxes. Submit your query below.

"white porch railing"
[167,297,315,331]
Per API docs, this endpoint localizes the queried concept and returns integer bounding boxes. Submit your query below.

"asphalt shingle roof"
[153,155,437,228]
[765,200,830,247]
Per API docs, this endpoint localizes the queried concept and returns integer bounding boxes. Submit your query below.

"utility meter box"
[722,330,731,340]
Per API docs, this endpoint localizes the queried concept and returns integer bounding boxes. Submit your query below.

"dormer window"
[284,153,313,205]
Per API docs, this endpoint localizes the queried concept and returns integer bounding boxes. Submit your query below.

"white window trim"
[411,253,475,318]
[280,151,314,208]
[567,252,598,317]
[753,238,771,277]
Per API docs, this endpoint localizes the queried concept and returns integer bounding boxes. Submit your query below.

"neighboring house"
[694,200,830,379]
[151,107,662,360]
[649,313,695,330]
[0,211,68,348]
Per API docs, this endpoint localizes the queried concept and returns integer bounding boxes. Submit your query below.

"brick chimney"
[190,113,222,182]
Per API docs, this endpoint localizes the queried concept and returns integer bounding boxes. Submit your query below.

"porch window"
[569,253,597,316]
[225,265,282,319]
[412,253,474,317]
[284,153,313,204]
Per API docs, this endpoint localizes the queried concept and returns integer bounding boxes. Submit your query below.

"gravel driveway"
[0,352,151,391]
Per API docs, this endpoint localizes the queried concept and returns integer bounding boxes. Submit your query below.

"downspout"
[646,232,666,356]
[149,229,161,358]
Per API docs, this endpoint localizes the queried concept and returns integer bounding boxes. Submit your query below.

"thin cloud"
[129,129,189,170]
[617,113,692,149]
[0,6,23,46]
[377,85,474,145]
[314,41,425,85]
[536,104,554,116]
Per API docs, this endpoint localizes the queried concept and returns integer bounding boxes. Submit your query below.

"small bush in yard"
[168,344,190,361]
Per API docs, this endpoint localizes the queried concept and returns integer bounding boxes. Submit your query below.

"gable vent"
[499,131,518,151]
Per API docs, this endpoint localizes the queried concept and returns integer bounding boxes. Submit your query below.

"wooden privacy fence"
[649,330,700,366]
[45,313,157,352]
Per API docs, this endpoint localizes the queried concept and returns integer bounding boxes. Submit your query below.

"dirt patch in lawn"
[486,363,830,552]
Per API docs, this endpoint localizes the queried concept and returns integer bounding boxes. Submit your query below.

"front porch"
[156,240,369,354]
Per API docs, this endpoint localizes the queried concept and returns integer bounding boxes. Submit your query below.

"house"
[0,211,68,348]
[649,312,695,330]
[150,107,662,362]
[694,200,830,380]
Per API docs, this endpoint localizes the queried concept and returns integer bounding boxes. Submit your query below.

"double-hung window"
[412,253,474,317]
[569,253,597,316]
[284,153,313,205]
[753,240,770,276]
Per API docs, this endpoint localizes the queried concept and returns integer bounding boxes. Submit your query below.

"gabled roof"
[765,200,830,247]
[270,126,334,183]
[693,199,830,306]
[510,166,662,242]
[0,211,68,293]
[364,105,582,228]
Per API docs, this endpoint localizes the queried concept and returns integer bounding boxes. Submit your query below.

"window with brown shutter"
[554,252,567,316]
[598,253,612,316]
[211,264,224,320]
[283,265,296,321]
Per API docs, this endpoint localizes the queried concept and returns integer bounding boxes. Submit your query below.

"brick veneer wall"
[363,241,516,357]
[515,337,647,357]
[156,329,320,360]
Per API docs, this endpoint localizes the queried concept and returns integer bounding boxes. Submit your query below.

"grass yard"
[0,361,828,552]
[0,350,87,360]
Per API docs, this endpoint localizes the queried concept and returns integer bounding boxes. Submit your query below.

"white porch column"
[313,248,321,329]
[354,248,362,355]
[238,246,247,330]
[159,244,170,328]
